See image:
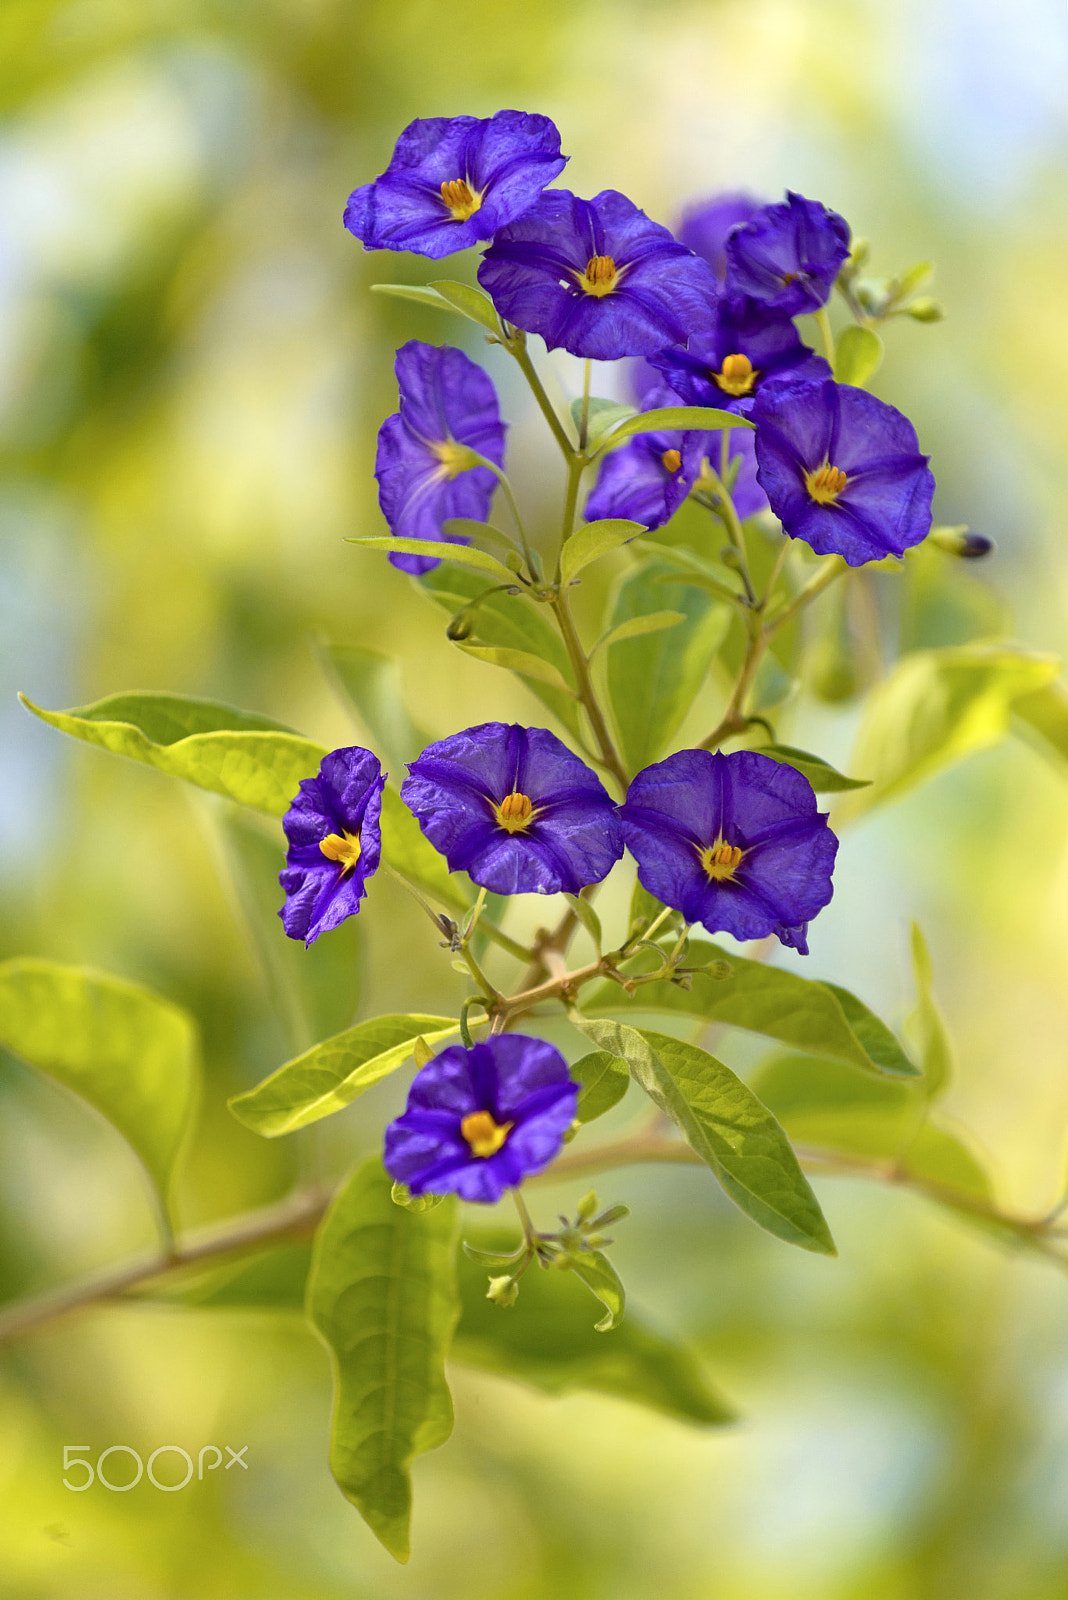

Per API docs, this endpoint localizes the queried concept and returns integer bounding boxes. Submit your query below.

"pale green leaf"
[228,1014,458,1137]
[313,640,434,777]
[559,1249,626,1330]
[560,519,646,587]
[0,958,198,1218]
[426,278,501,332]
[905,923,953,1098]
[308,1160,460,1563]
[574,1020,835,1254]
[593,610,686,654]
[834,324,884,387]
[20,692,325,817]
[571,1049,629,1124]
[456,643,575,692]
[756,743,871,792]
[346,536,517,582]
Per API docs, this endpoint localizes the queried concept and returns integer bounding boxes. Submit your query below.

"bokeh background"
[4,0,1068,1594]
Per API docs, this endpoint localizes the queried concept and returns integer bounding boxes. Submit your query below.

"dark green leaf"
[560,519,646,586]
[571,1049,630,1124]
[308,1159,460,1562]
[756,743,871,792]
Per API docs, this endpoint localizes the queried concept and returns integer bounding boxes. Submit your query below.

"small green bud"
[904,297,945,323]
[486,1274,519,1308]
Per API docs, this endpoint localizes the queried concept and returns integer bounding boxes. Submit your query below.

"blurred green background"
[4,0,1068,1594]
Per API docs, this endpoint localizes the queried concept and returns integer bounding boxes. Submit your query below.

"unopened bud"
[486,1274,519,1308]
[904,297,945,323]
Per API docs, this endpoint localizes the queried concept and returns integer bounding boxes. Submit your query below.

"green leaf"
[560,519,646,587]
[602,406,754,448]
[426,278,501,333]
[453,1231,734,1425]
[563,893,602,953]
[844,645,1060,817]
[346,536,517,583]
[905,923,953,1098]
[575,1020,834,1254]
[1013,680,1068,772]
[19,692,326,817]
[559,1250,626,1331]
[834,324,884,387]
[756,743,871,792]
[313,640,434,777]
[307,1159,460,1563]
[0,958,198,1220]
[456,643,575,692]
[585,939,919,1080]
[569,396,638,448]
[604,558,732,775]
[379,785,469,915]
[593,610,686,654]
[571,1049,630,1124]
[228,1014,459,1137]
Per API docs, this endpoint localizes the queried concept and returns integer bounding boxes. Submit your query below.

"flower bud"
[486,1274,519,1307]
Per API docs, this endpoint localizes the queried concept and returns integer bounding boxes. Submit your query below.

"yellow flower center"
[578,254,620,297]
[661,448,682,474]
[495,791,535,833]
[712,352,758,397]
[440,178,482,222]
[461,1109,513,1158]
[699,839,744,881]
[805,462,849,505]
[319,830,363,874]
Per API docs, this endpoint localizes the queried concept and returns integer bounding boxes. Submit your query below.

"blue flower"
[752,378,935,565]
[384,1035,579,1203]
[724,191,851,316]
[478,189,719,360]
[648,295,829,415]
[376,341,507,575]
[676,191,766,284]
[401,722,624,896]
[619,748,838,954]
[584,385,708,531]
[344,111,567,259]
[279,746,385,946]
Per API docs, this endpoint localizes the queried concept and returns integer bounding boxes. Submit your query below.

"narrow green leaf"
[379,785,469,915]
[834,324,884,387]
[575,1020,834,1254]
[593,610,685,654]
[426,278,501,333]
[559,1250,626,1331]
[0,959,198,1220]
[454,1231,734,1424]
[844,645,1060,817]
[571,1049,629,1124]
[560,519,646,587]
[313,640,434,777]
[20,692,325,817]
[905,923,953,1098]
[563,893,602,953]
[604,406,754,446]
[346,536,517,583]
[456,643,575,692]
[308,1159,460,1563]
[756,743,871,792]
[228,1014,458,1137]
[585,939,919,1079]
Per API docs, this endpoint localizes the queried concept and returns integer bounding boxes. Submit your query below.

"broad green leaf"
[0,959,198,1219]
[602,406,753,449]
[571,1049,630,1124]
[313,640,434,776]
[229,1013,458,1136]
[346,536,517,583]
[585,939,919,1080]
[605,559,731,774]
[569,396,638,448]
[454,1232,734,1425]
[308,1159,460,1562]
[379,784,469,915]
[575,1020,835,1254]
[20,692,325,817]
[756,743,871,792]
[1013,680,1068,771]
[905,923,953,1098]
[834,323,884,387]
[560,519,646,586]
[559,1250,626,1331]
[593,610,685,653]
[427,278,501,333]
[844,645,1059,817]
[457,642,575,692]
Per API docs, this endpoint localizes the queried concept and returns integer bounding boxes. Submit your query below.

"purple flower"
[584,385,708,530]
[677,191,766,284]
[619,748,838,955]
[279,747,385,946]
[401,722,623,895]
[384,1035,578,1203]
[344,111,567,259]
[376,341,506,575]
[752,378,935,566]
[648,295,829,416]
[478,189,719,360]
[724,191,850,316]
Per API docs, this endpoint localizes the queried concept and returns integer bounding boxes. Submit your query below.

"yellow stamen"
[805,462,849,505]
[440,178,482,222]
[712,352,757,397]
[578,254,619,297]
[319,830,363,874]
[495,791,535,833]
[461,1109,513,1158]
[661,448,682,474]
[699,839,744,882]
